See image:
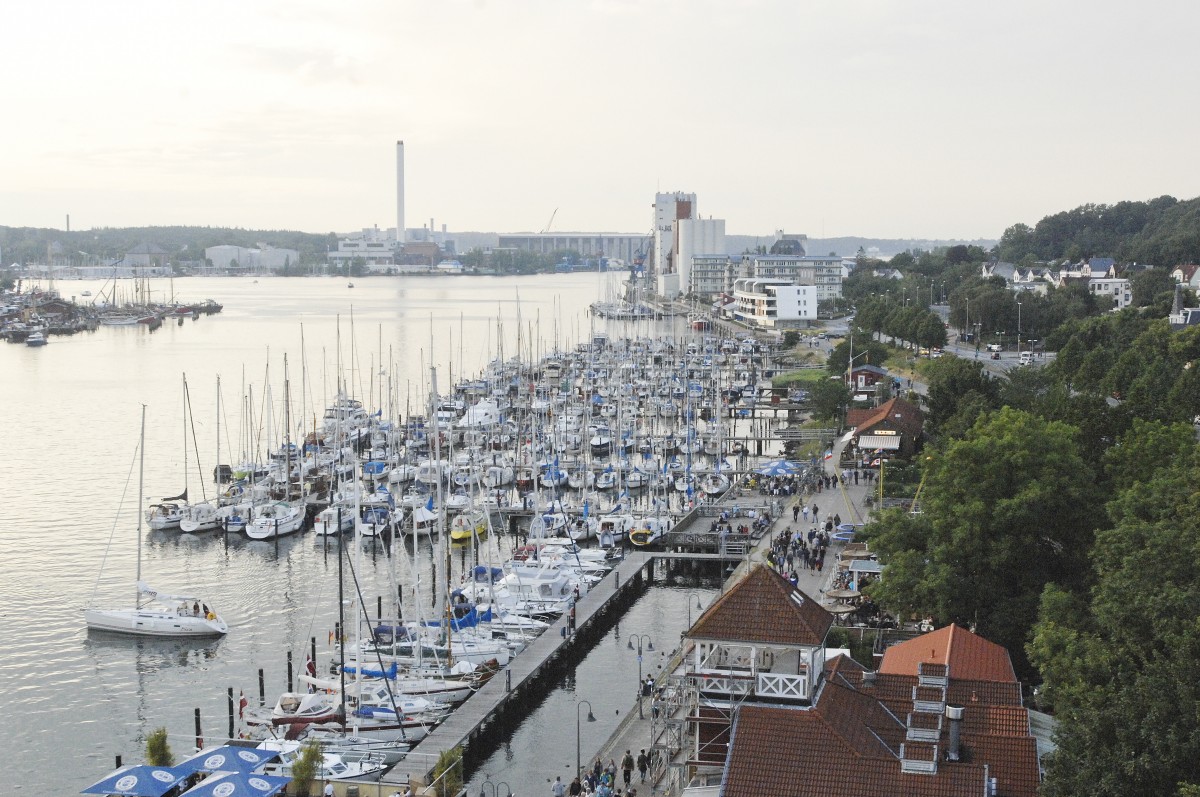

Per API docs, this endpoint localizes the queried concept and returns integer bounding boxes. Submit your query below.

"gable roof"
[879,623,1017,683]
[687,564,832,647]
[853,396,924,440]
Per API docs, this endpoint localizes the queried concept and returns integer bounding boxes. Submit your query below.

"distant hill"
[995,194,1200,266]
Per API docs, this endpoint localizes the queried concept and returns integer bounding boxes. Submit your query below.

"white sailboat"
[85,406,228,637]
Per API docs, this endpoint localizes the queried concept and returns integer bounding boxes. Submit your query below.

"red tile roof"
[879,624,1018,683]
[853,396,924,439]
[687,565,832,647]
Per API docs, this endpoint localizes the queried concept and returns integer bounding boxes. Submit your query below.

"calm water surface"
[0,273,699,793]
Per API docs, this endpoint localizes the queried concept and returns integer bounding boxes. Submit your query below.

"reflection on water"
[2,273,699,792]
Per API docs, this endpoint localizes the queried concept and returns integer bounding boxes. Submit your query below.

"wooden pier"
[382,551,658,789]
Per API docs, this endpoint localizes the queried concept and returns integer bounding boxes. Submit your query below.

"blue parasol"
[179,772,291,797]
[175,747,281,777]
[755,459,800,476]
[82,765,187,796]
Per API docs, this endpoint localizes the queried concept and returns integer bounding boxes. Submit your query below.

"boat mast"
[136,404,146,608]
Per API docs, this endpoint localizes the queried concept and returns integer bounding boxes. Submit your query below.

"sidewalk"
[584,443,878,795]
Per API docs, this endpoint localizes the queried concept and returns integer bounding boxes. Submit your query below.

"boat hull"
[84,608,228,637]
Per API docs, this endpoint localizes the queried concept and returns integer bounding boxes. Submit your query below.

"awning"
[850,560,883,575]
[857,434,901,450]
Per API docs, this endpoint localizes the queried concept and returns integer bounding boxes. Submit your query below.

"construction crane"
[540,208,558,234]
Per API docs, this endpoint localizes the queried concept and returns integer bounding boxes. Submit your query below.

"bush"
[145,727,173,766]
[289,741,324,797]
[429,746,464,796]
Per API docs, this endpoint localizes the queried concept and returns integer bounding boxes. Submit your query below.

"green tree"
[1131,267,1176,309]
[808,377,851,423]
[868,408,1099,674]
[145,727,174,766]
[782,330,800,348]
[429,746,464,796]
[1030,455,1200,796]
[922,357,999,435]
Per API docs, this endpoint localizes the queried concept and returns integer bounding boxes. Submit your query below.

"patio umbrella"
[179,772,291,797]
[82,765,187,797]
[175,747,281,777]
[755,459,800,476]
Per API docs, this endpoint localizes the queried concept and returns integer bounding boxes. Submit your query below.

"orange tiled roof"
[854,396,924,439]
[879,623,1017,683]
[687,565,832,647]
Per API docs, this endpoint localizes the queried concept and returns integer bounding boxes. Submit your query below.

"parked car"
[990,352,1001,360]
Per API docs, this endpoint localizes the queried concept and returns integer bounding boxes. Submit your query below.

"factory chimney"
[396,140,405,246]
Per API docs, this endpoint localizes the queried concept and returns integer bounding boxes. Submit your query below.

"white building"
[328,228,397,273]
[691,255,736,299]
[496,233,644,263]
[1088,277,1133,310]
[730,278,817,329]
[653,191,697,298]
[742,254,844,303]
[203,244,300,274]
[677,217,726,298]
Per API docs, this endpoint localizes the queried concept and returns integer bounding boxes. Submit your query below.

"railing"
[756,671,809,701]
[689,670,755,696]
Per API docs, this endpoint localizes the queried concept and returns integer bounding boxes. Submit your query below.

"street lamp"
[576,700,596,778]
[627,634,655,718]
[1016,298,1022,356]
[686,590,700,628]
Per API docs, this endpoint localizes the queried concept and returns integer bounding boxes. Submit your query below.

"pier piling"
[257,668,265,706]
[286,651,293,693]
[227,687,234,739]
[193,707,202,750]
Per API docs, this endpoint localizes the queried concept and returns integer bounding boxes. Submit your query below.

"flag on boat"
[426,494,435,511]
[162,488,188,502]
[238,690,247,718]
[304,654,316,677]
[328,629,335,644]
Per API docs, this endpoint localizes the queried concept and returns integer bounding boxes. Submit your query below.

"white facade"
[329,227,397,272]
[496,233,644,263]
[691,255,735,299]
[743,255,844,302]
[203,244,299,274]
[1088,277,1133,310]
[731,278,817,328]
[677,217,726,298]
[653,191,696,298]
[396,140,406,244]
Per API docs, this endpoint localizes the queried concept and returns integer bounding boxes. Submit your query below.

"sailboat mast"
[136,405,146,607]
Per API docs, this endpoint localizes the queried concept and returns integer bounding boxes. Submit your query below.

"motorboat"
[254,740,387,781]
[449,508,488,542]
[145,501,186,531]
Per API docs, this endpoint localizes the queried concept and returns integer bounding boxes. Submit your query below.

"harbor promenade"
[584,442,878,796]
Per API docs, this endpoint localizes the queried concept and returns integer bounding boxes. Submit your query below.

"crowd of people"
[551,749,652,796]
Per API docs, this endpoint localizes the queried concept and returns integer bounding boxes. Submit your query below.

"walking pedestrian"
[622,750,635,788]
[552,775,567,796]
[637,749,649,783]
[792,504,800,522]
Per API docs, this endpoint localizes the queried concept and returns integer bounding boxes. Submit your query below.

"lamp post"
[1016,298,1022,357]
[685,592,705,630]
[627,634,655,718]
[576,699,596,778]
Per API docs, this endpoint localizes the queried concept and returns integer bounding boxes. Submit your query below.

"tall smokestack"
[396,140,405,245]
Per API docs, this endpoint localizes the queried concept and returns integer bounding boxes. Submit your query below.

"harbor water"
[0,272,700,793]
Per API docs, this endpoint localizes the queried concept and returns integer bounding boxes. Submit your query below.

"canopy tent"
[82,765,187,797]
[755,459,801,476]
[175,747,281,777]
[179,772,291,797]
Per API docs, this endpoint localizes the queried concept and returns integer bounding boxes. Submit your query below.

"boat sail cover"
[137,581,201,603]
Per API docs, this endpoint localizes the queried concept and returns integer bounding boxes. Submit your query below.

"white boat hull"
[84,607,228,637]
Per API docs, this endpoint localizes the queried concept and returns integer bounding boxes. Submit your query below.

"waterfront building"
[496,232,645,265]
[690,255,737,300]
[327,227,397,273]
[653,191,697,298]
[203,244,300,275]
[677,217,726,298]
[729,278,817,329]
[682,566,1041,797]
[741,252,844,303]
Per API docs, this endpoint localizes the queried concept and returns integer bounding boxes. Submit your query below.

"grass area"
[772,367,832,387]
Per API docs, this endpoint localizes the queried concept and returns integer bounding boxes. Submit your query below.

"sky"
[2,0,1199,241]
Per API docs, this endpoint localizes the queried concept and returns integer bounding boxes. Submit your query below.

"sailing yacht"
[85,407,228,637]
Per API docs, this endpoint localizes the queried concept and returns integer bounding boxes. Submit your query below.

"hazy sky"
[3,1,1198,240]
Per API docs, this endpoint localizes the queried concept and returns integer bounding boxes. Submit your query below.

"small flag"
[238,690,248,719]
[426,495,434,511]
[823,449,834,461]
[305,655,317,677]
[328,629,335,644]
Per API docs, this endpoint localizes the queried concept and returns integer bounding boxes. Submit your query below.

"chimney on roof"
[862,671,876,688]
[945,705,963,762]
